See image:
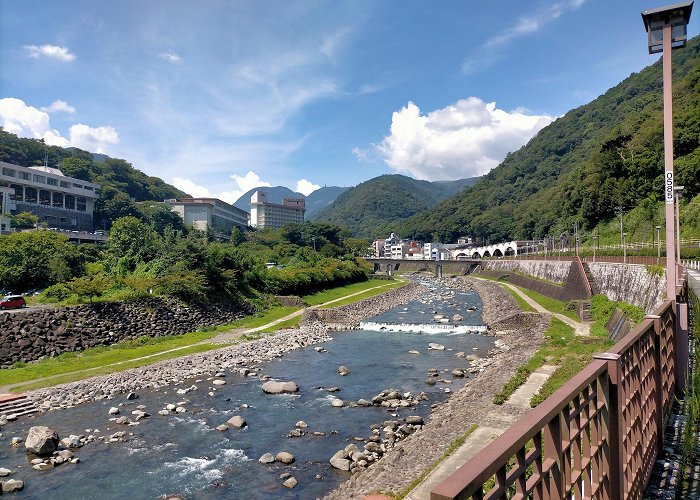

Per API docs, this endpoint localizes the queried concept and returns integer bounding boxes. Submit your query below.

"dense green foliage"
[0,219,371,305]
[398,37,700,243]
[313,174,479,237]
[0,129,187,229]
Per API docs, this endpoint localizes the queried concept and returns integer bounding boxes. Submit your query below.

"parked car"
[0,295,26,310]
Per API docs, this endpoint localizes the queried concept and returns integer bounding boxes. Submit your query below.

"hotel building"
[166,197,249,235]
[249,191,305,229]
[0,161,100,231]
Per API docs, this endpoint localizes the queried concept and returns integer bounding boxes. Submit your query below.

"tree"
[10,211,38,229]
[107,216,162,272]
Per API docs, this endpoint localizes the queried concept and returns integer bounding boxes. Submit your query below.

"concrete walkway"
[404,365,557,499]
[478,278,591,336]
[0,280,403,395]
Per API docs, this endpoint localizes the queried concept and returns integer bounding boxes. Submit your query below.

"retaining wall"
[0,297,249,368]
[484,260,571,284]
[587,262,665,313]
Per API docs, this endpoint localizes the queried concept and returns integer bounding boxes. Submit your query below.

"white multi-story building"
[0,161,100,230]
[371,239,385,258]
[390,243,407,259]
[250,191,305,229]
[166,197,248,234]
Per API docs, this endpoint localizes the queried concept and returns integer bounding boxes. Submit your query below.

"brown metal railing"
[431,275,687,500]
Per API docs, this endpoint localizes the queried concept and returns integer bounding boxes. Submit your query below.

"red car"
[0,295,26,310]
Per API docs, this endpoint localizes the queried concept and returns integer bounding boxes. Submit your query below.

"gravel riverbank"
[26,283,424,411]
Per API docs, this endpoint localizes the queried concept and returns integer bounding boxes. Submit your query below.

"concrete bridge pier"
[435,264,443,278]
[386,263,393,276]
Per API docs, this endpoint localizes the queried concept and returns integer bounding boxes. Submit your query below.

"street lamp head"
[642,1,694,54]
[674,185,685,193]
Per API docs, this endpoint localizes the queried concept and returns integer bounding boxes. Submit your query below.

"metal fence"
[431,275,688,500]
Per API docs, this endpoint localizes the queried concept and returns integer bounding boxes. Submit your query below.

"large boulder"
[25,426,59,456]
[330,449,351,471]
[261,381,299,394]
[226,416,247,428]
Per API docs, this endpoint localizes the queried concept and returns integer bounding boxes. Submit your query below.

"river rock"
[425,378,437,386]
[405,416,424,425]
[2,479,24,493]
[338,366,350,376]
[261,381,299,394]
[126,392,138,400]
[330,450,351,471]
[115,416,130,425]
[428,343,445,350]
[282,477,298,489]
[451,369,465,378]
[331,399,344,408]
[108,407,120,415]
[25,426,59,456]
[10,437,22,447]
[258,453,275,464]
[0,468,11,477]
[295,420,307,428]
[408,350,420,355]
[216,425,229,432]
[212,379,226,386]
[275,452,295,464]
[60,435,83,449]
[226,416,247,428]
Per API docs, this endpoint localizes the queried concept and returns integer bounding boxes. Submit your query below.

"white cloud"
[172,170,272,205]
[483,0,586,48]
[24,44,76,61]
[68,124,119,153]
[41,100,76,114]
[377,98,554,181]
[158,51,182,64]
[0,98,118,153]
[352,146,371,162]
[295,179,320,196]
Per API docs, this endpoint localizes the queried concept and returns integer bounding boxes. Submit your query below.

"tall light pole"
[616,205,625,254]
[642,1,693,299]
[656,225,662,264]
[623,232,628,264]
[675,185,684,262]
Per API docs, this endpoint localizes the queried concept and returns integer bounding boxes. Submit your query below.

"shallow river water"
[0,283,493,499]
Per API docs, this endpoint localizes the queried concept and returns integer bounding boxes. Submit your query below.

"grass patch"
[10,344,220,392]
[501,285,536,313]
[493,317,614,407]
[516,287,580,321]
[223,306,301,330]
[393,424,479,499]
[302,279,403,307]
[258,316,301,333]
[589,294,645,338]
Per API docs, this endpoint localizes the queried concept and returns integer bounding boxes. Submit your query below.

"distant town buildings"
[249,190,305,229]
[370,234,472,260]
[166,197,248,234]
[0,161,100,231]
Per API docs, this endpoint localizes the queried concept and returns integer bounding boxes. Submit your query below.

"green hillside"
[0,129,188,228]
[313,174,479,237]
[398,36,700,244]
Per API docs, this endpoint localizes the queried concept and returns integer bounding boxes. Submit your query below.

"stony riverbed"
[0,276,548,498]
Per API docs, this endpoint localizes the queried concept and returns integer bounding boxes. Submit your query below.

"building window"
[19,171,31,181]
[1,167,16,177]
[65,194,75,210]
[47,177,58,186]
[76,197,86,212]
[60,180,70,188]
[73,183,83,189]
[33,174,46,184]
[39,190,51,206]
[10,184,22,201]
[52,192,64,208]
[83,186,93,191]
[24,187,37,203]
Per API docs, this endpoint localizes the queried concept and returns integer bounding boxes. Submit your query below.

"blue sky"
[1,1,698,203]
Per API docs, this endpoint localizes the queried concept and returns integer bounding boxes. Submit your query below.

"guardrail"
[431,274,688,500]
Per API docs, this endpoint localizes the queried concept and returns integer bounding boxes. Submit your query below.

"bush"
[43,283,72,302]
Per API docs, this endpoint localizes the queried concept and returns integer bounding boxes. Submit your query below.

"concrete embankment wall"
[483,259,665,312]
[481,260,589,302]
[484,260,571,284]
[0,298,249,368]
[587,262,665,312]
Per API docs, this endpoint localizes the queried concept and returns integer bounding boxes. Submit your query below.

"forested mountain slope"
[397,36,700,243]
[313,174,479,237]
